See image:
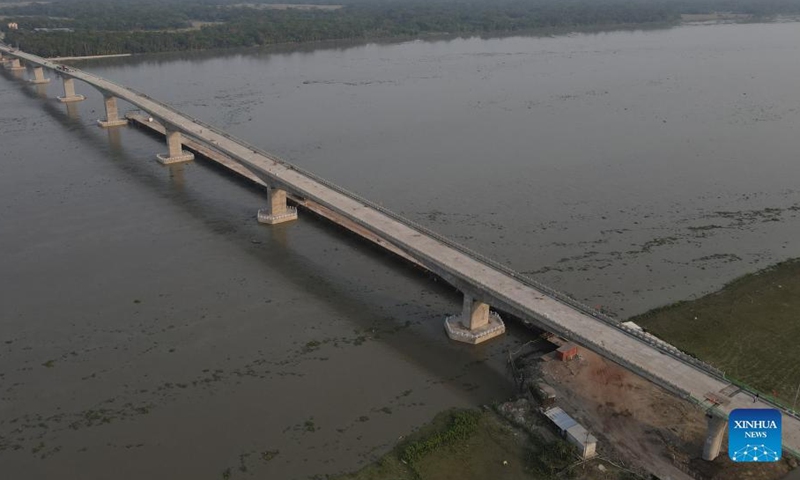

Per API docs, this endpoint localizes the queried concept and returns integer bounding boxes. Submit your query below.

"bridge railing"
[95,71,726,368]
[72,67,800,419]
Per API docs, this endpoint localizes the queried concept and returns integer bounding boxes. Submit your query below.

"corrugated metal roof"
[543,407,578,431]
[566,424,598,445]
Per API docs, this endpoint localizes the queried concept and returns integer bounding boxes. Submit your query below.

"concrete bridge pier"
[156,128,194,164]
[32,84,48,99]
[702,414,727,461]
[257,187,298,225]
[65,102,80,120]
[57,77,85,103]
[7,58,25,72]
[28,66,50,84]
[444,293,505,344]
[97,95,128,128]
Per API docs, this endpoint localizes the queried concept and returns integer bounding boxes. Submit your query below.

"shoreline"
[4,20,684,60]
[633,258,800,407]
[48,53,132,61]
[28,16,798,62]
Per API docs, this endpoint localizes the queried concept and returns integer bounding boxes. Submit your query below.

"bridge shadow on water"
[2,66,534,404]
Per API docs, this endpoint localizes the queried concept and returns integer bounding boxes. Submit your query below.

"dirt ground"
[333,340,797,480]
[539,347,795,480]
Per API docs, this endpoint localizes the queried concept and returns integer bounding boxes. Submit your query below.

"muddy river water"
[3,21,800,479]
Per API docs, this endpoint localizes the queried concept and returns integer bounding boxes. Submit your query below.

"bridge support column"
[7,58,25,71]
[97,95,127,128]
[156,128,194,164]
[257,188,297,225]
[57,77,85,103]
[702,414,727,461]
[444,294,505,344]
[28,66,50,84]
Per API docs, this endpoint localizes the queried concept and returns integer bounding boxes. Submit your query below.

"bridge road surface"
[4,45,799,458]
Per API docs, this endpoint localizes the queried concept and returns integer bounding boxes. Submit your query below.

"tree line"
[1,0,799,57]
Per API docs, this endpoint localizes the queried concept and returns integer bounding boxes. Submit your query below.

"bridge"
[2,45,799,463]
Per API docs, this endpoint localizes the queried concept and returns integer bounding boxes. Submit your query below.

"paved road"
[4,45,800,457]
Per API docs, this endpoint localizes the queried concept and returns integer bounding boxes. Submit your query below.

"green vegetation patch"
[332,408,635,480]
[400,409,480,464]
[6,0,800,57]
[0,0,684,57]
[634,259,800,404]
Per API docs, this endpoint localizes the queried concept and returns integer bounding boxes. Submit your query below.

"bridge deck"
[4,45,799,457]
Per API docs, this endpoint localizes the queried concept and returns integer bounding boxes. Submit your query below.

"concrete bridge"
[2,45,799,463]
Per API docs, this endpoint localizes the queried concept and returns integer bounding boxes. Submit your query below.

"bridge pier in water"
[156,128,195,164]
[28,66,50,85]
[702,414,727,461]
[57,77,85,103]
[444,293,505,344]
[97,95,128,128]
[6,58,25,72]
[257,188,297,225]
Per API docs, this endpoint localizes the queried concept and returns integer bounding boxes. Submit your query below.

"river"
[2,21,800,479]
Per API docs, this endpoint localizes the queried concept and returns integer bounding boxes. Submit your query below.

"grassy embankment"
[634,259,800,406]
[332,408,639,480]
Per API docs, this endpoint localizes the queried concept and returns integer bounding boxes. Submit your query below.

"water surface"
[3,21,800,479]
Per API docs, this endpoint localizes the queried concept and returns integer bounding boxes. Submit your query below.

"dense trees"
[1,0,799,57]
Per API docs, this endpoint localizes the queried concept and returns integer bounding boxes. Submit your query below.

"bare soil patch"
[541,347,794,480]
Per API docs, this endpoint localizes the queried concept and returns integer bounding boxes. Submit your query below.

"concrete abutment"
[257,188,298,225]
[444,293,505,344]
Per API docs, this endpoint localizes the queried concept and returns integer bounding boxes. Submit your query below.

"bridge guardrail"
[102,72,725,373]
[70,65,800,420]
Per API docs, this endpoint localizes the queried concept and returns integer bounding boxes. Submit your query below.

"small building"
[543,407,598,459]
[7,22,18,30]
[556,342,579,361]
[565,423,598,459]
[544,406,577,431]
[530,382,557,408]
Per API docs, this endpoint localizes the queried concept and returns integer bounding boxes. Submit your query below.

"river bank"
[634,259,800,407]
[48,53,131,61]
[331,406,640,480]
[335,258,800,479]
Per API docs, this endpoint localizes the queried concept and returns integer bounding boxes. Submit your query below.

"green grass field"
[331,408,638,480]
[633,259,800,406]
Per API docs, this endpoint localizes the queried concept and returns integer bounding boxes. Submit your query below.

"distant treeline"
[2,0,800,56]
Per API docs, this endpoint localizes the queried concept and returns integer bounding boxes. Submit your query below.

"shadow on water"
[2,65,525,400]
